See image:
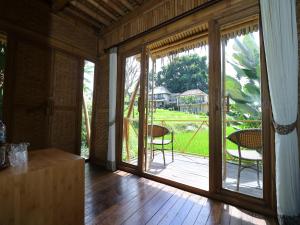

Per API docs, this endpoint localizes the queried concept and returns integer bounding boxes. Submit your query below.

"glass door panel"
[221,30,263,198]
[121,53,141,166]
[145,46,210,191]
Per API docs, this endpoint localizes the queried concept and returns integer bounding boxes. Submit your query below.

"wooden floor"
[146,152,262,198]
[84,163,276,225]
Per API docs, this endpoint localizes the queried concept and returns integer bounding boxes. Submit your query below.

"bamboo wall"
[0,0,99,158]
[91,54,109,166]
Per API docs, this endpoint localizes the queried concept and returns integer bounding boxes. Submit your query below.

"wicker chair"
[227,129,262,191]
[147,124,174,166]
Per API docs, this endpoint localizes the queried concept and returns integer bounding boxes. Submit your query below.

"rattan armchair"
[147,124,174,166]
[227,129,262,191]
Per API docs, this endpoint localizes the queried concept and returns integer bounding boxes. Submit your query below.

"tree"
[225,33,261,126]
[124,56,140,100]
[155,54,208,93]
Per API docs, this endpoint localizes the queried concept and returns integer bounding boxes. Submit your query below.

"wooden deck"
[146,151,263,198]
[84,163,276,225]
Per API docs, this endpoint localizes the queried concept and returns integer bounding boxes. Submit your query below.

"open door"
[220,21,264,198]
[143,25,210,191]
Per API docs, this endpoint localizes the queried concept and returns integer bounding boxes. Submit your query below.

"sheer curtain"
[260,0,300,224]
[107,47,118,171]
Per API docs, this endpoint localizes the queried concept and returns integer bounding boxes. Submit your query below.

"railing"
[125,118,261,157]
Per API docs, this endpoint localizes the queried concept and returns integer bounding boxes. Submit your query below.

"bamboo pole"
[124,79,140,161]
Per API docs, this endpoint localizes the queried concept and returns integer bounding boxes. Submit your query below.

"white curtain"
[260,0,300,223]
[107,47,118,171]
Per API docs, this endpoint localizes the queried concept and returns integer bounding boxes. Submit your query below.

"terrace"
[126,108,263,198]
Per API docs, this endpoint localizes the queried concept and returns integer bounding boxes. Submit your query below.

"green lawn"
[122,108,244,161]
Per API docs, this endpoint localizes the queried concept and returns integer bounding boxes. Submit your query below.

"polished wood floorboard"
[84,164,277,225]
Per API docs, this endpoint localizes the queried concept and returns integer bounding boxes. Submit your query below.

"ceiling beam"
[134,0,143,5]
[70,1,110,26]
[119,0,134,11]
[85,0,118,21]
[101,0,126,16]
[65,7,103,29]
[52,0,71,12]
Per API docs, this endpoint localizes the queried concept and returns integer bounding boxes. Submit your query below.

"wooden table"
[0,148,85,225]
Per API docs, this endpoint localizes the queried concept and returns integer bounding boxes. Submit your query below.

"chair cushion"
[227,149,262,161]
[148,139,172,145]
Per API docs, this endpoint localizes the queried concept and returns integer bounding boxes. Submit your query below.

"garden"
[123,107,262,161]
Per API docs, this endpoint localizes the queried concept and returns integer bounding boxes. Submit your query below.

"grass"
[122,108,247,161]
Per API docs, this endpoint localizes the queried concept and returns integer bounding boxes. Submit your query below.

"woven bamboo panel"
[90,54,109,165]
[103,0,212,48]
[10,41,51,149]
[12,107,48,150]
[49,50,81,154]
[14,41,50,105]
[52,51,79,107]
[49,110,77,153]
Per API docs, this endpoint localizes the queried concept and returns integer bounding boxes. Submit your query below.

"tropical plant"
[225,32,261,127]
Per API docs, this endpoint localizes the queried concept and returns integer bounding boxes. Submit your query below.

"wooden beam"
[65,7,103,29]
[134,0,143,5]
[52,0,71,12]
[101,0,126,16]
[85,0,118,21]
[119,0,134,11]
[70,1,110,26]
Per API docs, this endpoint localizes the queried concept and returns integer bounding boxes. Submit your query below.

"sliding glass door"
[117,14,273,212]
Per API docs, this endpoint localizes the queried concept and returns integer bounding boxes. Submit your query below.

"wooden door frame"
[116,46,145,172]
[115,3,276,217]
[209,11,275,214]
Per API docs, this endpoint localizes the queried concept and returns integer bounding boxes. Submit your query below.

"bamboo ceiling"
[52,0,146,29]
[147,16,259,59]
